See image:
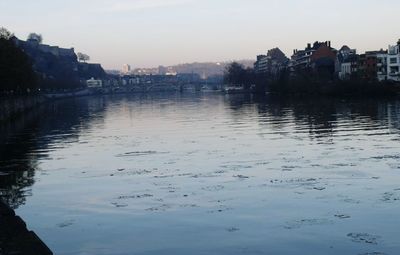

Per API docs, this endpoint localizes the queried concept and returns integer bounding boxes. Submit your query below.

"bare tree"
[0,27,13,40]
[27,33,43,43]
[224,62,255,89]
[77,52,90,63]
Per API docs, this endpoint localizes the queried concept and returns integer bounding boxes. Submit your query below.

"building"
[254,48,289,77]
[340,62,352,80]
[86,77,103,88]
[14,38,76,58]
[310,44,337,79]
[288,41,337,80]
[122,64,131,74]
[337,46,358,80]
[254,55,269,74]
[377,52,388,81]
[358,50,387,81]
[374,43,400,82]
[158,65,168,75]
[387,43,400,82]
[290,41,334,71]
[12,36,82,88]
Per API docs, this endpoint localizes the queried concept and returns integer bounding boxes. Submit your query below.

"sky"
[1,0,400,69]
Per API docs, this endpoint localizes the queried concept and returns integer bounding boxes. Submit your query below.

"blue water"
[1,93,400,255]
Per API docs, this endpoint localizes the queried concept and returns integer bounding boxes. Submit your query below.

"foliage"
[27,33,43,43]
[0,37,37,94]
[0,27,13,40]
[225,60,399,97]
[77,52,90,63]
[224,62,255,89]
[268,70,398,97]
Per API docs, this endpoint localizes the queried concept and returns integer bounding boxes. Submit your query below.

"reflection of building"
[122,64,131,74]
[86,77,103,88]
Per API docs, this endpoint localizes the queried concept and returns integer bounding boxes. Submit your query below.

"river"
[1,93,400,255]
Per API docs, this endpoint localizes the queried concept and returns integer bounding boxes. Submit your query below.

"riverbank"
[223,80,400,98]
[266,80,400,97]
[0,200,53,255]
[0,95,46,123]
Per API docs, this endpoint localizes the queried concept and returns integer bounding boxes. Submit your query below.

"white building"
[376,43,400,82]
[86,78,103,88]
[377,53,388,81]
[339,63,352,80]
[122,64,131,74]
[387,44,400,82]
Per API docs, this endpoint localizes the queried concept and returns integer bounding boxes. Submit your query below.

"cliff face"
[78,63,107,80]
[14,38,106,90]
[15,39,81,89]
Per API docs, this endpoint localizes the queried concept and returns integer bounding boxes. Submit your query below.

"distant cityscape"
[113,39,400,86]
[1,26,400,96]
[113,61,254,77]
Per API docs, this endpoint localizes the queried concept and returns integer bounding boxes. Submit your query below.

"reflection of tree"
[0,164,36,209]
[0,107,41,209]
[226,95,400,141]
[0,97,108,209]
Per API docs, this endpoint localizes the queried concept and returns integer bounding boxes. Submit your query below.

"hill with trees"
[0,28,37,95]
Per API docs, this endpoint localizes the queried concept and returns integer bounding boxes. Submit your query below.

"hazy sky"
[1,0,399,69]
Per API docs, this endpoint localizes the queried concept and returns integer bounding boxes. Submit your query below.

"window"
[390,67,399,74]
[390,58,397,64]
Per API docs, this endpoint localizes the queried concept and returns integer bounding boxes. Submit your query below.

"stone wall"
[0,96,46,123]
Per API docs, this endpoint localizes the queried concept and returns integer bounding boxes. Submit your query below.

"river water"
[1,93,400,255]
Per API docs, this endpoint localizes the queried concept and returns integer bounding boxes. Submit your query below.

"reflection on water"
[1,94,400,255]
[0,97,109,209]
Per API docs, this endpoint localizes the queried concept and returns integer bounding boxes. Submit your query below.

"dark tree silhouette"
[77,52,90,63]
[0,30,37,94]
[27,33,43,43]
[224,62,255,89]
[0,27,13,40]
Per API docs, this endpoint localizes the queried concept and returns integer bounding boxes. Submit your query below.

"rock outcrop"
[13,38,106,90]
[0,200,53,255]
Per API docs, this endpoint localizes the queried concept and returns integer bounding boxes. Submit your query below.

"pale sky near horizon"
[1,0,399,69]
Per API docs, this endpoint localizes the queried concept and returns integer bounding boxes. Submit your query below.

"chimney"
[307,43,311,49]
